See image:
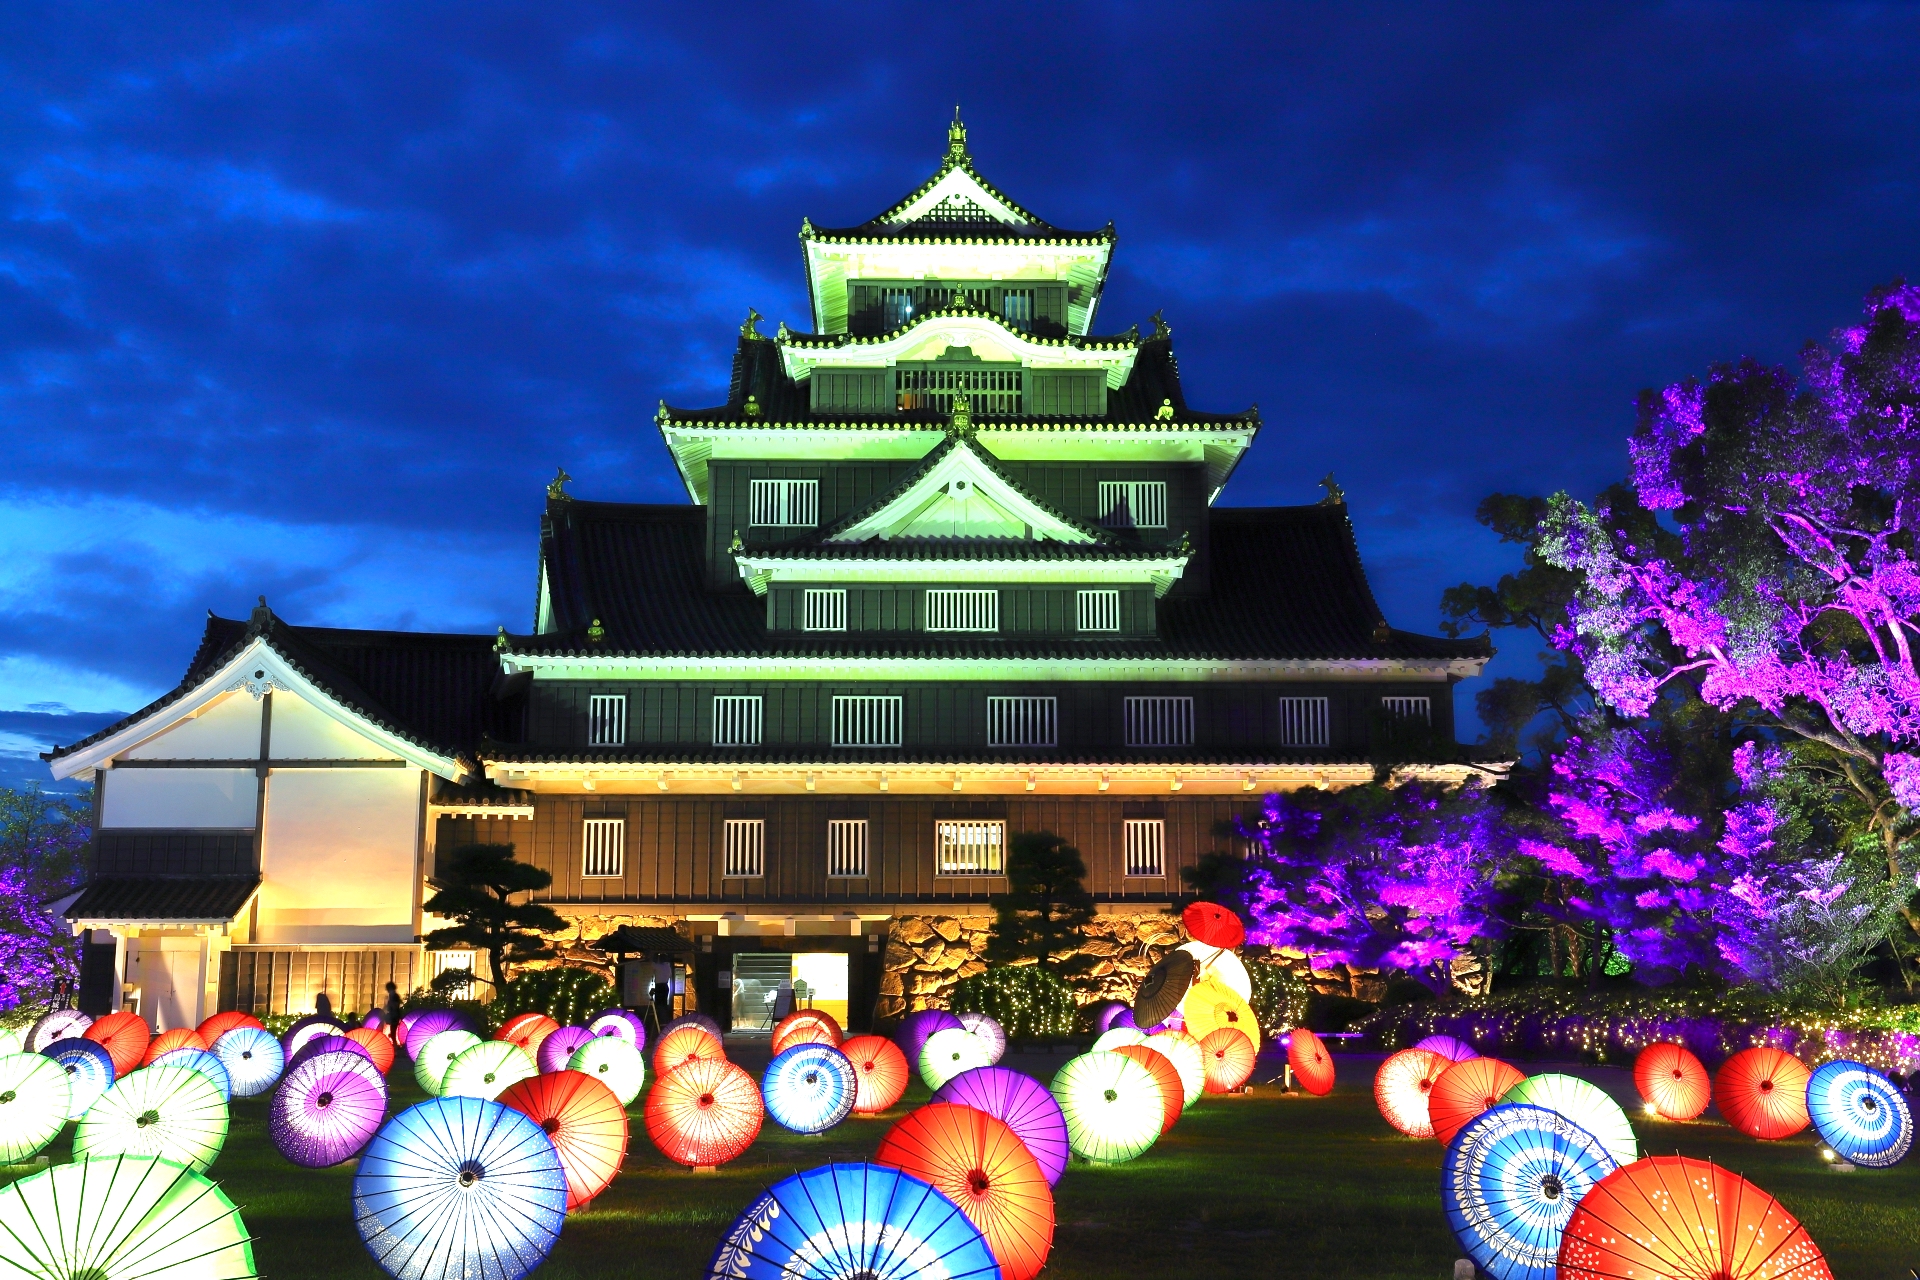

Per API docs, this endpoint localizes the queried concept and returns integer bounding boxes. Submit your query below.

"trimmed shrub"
[493,966,614,1030]
[948,964,1078,1040]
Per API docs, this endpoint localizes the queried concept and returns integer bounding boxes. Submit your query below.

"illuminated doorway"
[729,952,851,1032]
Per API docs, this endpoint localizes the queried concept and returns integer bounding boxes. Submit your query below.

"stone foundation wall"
[525,913,687,976]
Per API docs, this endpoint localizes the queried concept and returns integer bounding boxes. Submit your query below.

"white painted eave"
[778,313,1138,388]
[496,653,1488,683]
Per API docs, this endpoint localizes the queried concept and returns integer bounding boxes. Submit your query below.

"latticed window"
[712,696,763,746]
[803,588,847,632]
[921,194,993,222]
[987,697,1056,748]
[895,365,1022,415]
[827,820,869,878]
[582,818,625,879]
[925,589,998,632]
[749,479,819,527]
[1381,696,1432,724]
[1126,696,1194,747]
[1001,290,1034,332]
[1278,697,1330,748]
[1098,481,1168,529]
[833,696,902,747]
[1076,589,1120,632]
[1123,819,1166,877]
[723,819,764,878]
[880,288,914,329]
[587,695,626,746]
[936,820,1006,875]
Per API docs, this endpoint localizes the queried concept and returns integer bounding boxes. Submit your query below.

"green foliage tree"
[985,832,1096,987]
[422,844,565,993]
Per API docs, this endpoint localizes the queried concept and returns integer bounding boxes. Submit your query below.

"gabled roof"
[65,875,260,925]
[819,436,1105,545]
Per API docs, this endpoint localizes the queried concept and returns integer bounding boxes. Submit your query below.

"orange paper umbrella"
[840,1035,910,1114]
[1558,1155,1832,1280]
[1199,1027,1256,1094]
[85,1013,151,1078]
[1634,1042,1711,1121]
[140,1028,208,1067]
[874,1102,1055,1280]
[645,1058,763,1169]
[1375,1047,1449,1138]
[1428,1057,1528,1145]
[196,1012,263,1044]
[497,1013,560,1059]
[500,1070,630,1209]
[346,1027,397,1075]
[653,1025,725,1079]
[1287,1027,1336,1096]
[772,1009,843,1054]
[1714,1047,1812,1140]
[1113,1045,1184,1133]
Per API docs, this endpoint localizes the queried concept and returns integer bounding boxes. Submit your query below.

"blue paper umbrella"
[352,1096,567,1280]
[1806,1059,1912,1167]
[213,1026,286,1098]
[705,1162,999,1280]
[762,1044,857,1135]
[1442,1103,1619,1280]
[41,1038,115,1120]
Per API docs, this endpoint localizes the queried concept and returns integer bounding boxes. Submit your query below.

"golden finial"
[546,467,572,501]
[1318,473,1346,506]
[949,394,973,436]
[741,307,762,338]
[948,106,968,160]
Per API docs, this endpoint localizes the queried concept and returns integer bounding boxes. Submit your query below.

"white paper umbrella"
[75,1064,230,1173]
[567,1036,646,1107]
[413,1030,481,1097]
[0,1153,256,1280]
[0,1051,72,1162]
[441,1042,536,1102]
[0,1027,22,1056]
[211,1026,284,1099]
[27,1009,92,1054]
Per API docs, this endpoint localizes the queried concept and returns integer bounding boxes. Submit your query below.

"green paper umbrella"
[75,1064,230,1173]
[0,1027,23,1056]
[440,1040,536,1101]
[1050,1051,1163,1164]
[918,1027,996,1092]
[568,1035,647,1107]
[411,1029,481,1097]
[0,1153,255,1279]
[1501,1072,1638,1168]
[0,1051,72,1162]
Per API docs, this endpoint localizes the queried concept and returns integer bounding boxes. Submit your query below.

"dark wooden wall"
[95,829,255,876]
[763,584,1156,636]
[219,947,421,1016]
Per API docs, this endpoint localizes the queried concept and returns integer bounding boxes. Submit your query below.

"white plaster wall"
[122,691,260,759]
[129,935,211,1031]
[269,691,402,761]
[101,769,256,829]
[257,768,420,944]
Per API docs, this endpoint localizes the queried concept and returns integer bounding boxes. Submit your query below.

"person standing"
[383,982,403,1041]
[314,991,333,1021]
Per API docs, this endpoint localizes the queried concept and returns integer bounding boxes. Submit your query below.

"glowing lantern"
[41,1037,115,1119]
[1049,1051,1163,1164]
[1443,1103,1619,1280]
[1112,1045,1183,1133]
[211,1025,284,1098]
[1143,1030,1205,1107]
[412,1030,481,1097]
[1182,901,1245,949]
[874,1102,1055,1280]
[762,1043,858,1134]
[195,1011,262,1044]
[1199,1027,1257,1093]
[345,1027,396,1075]
[934,1065,1071,1187]
[840,1035,911,1115]
[771,1009,843,1054]
[1502,1073,1637,1168]
[645,1058,764,1169]
[1557,1156,1832,1280]
[442,1041,537,1102]
[895,1009,965,1070]
[497,1012,560,1060]
[75,1063,228,1172]
[587,1008,649,1053]
[152,1047,233,1103]
[0,1052,71,1161]
[85,1012,151,1079]
[536,1025,595,1074]
[0,1155,255,1280]
[1287,1027,1336,1096]
[1180,977,1260,1052]
[353,1097,566,1280]
[1632,1042,1711,1121]
[568,1036,647,1107]
[1416,1034,1479,1063]
[27,1008,92,1054]
[1375,1048,1449,1138]
[919,1026,996,1092]
[1805,1060,1911,1168]
[500,1070,630,1209]
[397,1009,469,1059]
[654,1024,725,1079]
[139,1028,208,1067]
[1429,1057,1527,1146]
[1713,1047,1812,1141]
[270,1048,387,1168]
[1092,1027,1148,1054]
[281,1014,344,1060]
[663,1012,724,1040]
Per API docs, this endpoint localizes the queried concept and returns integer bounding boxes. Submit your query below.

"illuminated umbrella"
[363,1010,388,1031]
[934,1064,1071,1187]
[271,1048,388,1168]
[1714,1047,1812,1141]
[840,1035,910,1115]
[412,1030,481,1097]
[197,1011,263,1044]
[1632,1041,1711,1121]
[1558,1155,1832,1280]
[290,1034,375,1074]
[75,1063,228,1172]
[537,1025,596,1074]
[500,1070,630,1209]
[956,1013,1007,1063]
[398,1009,469,1059]
[281,1013,344,1060]
[1093,1027,1148,1054]
[1112,1045,1183,1133]
[0,1154,256,1280]
[85,1012,152,1079]
[1375,1047,1450,1138]
[497,1012,559,1059]
[27,1008,92,1054]
[1178,942,1253,1002]
[0,1028,19,1056]
[568,1036,647,1107]
[761,1043,858,1134]
[353,1096,567,1280]
[1109,1007,1142,1032]
[645,1058,764,1168]
[654,1024,725,1079]
[1132,951,1197,1029]
[1416,1034,1479,1063]
[1805,1060,1911,1168]
[1429,1057,1528,1146]
[1182,900,1245,949]
[1050,1051,1163,1163]
[1181,977,1260,1052]
[1199,1027,1257,1094]
[920,1027,996,1092]
[771,1009,843,1054]
[1501,1074,1637,1167]
[1089,1001,1129,1033]
[1287,1027,1336,1096]
[663,1012,724,1040]
[703,1162,998,1280]
[896,1009,965,1070]
[1143,1030,1205,1107]
[0,1051,71,1161]
[345,1027,396,1076]
[141,1028,208,1067]
[874,1102,1055,1280]
[41,1036,115,1120]
[442,1041,537,1102]
[1443,1103,1620,1280]
[212,1025,285,1098]
[153,1047,233,1103]
[587,1008,648,1053]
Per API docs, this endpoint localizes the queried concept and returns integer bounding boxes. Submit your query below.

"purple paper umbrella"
[362,1010,386,1030]
[398,1009,470,1058]
[537,1026,597,1074]
[282,1013,344,1058]
[271,1048,389,1167]
[289,1034,375,1073]
[1089,1001,1129,1034]
[933,1064,1071,1186]
[588,1008,649,1054]
[1414,1034,1479,1063]
[895,1010,964,1071]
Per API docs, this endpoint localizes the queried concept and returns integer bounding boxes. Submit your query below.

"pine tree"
[985,832,1097,986]
[423,844,566,991]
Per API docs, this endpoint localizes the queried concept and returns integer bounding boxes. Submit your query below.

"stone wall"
[527,913,687,976]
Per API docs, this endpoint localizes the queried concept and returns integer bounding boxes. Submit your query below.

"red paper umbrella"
[500,1070,631,1209]
[1181,901,1245,950]
[1199,1027,1257,1094]
[645,1058,763,1169]
[1113,1045,1183,1134]
[1558,1155,1832,1280]
[1287,1027,1336,1096]
[840,1035,910,1114]
[140,1028,208,1067]
[84,1013,151,1078]
[497,1013,560,1059]
[345,1027,396,1075]
[196,1012,263,1044]
[771,1009,843,1054]
[1428,1057,1528,1145]
[1634,1042,1711,1121]
[1715,1047,1813,1140]
[874,1102,1056,1280]
[1375,1048,1449,1138]
[653,1025,725,1080]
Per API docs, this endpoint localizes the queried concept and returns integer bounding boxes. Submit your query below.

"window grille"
[582,818,625,879]
[1098,481,1168,529]
[1077,589,1121,632]
[881,288,914,329]
[936,819,1006,875]
[925,589,998,632]
[827,820,869,878]
[723,819,764,878]
[1381,696,1432,724]
[895,366,1022,416]
[833,695,902,747]
[1001,290,1034,332]
[749,478,819,528]
[1125,696,1194,747]
[587,695,626,746]
[712,695,763,746]
[987,697,1057,748]
[1123,819,1166,877]
[803,588,847,632]
[1278,697,1330,748]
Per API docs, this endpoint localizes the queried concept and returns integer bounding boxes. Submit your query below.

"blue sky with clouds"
[6,4,1920,786]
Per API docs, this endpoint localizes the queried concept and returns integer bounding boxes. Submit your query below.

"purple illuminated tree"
[0,785,90,1010]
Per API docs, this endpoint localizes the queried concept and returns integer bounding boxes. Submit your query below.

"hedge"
[947,965,1079,1040]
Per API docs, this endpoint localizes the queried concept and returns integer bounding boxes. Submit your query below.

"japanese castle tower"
[47,118,1490,1033]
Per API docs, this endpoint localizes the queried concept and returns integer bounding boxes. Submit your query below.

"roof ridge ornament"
[741,307,762,338]
[1155,398,1175,421]
[1150,309,1170,341]
[547,467,573,501]
[743,394,761,418]
[586,618,605,644]
[949,394,974,437]
[1318,472,1346,506]
[494,626,510,654]
[248,595,271,633]
[947,106,968,162]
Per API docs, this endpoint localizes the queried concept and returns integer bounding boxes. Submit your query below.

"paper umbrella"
[0,1154,255,1280]
[74,1063,229,1172]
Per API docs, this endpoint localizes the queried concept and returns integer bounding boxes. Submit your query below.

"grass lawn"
[13,1048,1920,1279]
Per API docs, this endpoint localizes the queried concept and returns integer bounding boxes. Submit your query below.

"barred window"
[582,818,625,879]
[1125,696,1194,747]
[1278,697,1330,748]
[925,589,998,632]
[1001,290,1034,332]
[895,365,1022,416]
[1098,481,1168,529]
[1381,696,1432,724]
[587,695,626,747]
[833,696,902,747]
[827,820,869,878]
[987,697,1057,748]
[723,819,764,878]
[936,820,1006,875]
[803,588,847,632]
[881,288,914,329]
[1123,819,1166,877]
[712,696,763,747]
[1076,589,1120,632]
[750,479,819,528]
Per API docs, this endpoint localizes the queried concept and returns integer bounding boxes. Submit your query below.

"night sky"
[7,5,1920,785]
